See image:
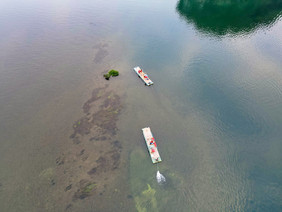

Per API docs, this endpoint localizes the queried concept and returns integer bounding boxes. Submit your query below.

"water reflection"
[176,0,282,36]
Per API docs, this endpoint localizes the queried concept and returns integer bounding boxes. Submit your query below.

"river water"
[0,0,281,211]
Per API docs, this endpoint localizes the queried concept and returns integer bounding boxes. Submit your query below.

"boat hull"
[142,127,162,164]
[134,66,154,86]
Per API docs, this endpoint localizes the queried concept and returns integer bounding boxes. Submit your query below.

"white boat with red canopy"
[133,66,154,86]
[142,127,162,164]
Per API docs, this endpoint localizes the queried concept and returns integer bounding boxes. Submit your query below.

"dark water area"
[0,0,282,211]
[177,0,282,36]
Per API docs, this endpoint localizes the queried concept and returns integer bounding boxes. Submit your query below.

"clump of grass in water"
[103,70,119,80]
[108,69,119,76]
[103,73,110,80]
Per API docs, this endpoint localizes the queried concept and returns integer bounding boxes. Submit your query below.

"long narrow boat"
[133,66,154,86]
[142,127,162,164]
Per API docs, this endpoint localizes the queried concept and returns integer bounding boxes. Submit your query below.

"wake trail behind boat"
[156,165,166,184]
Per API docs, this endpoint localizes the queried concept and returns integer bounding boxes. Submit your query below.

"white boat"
[142,127,162,164]
[133,66,154,86]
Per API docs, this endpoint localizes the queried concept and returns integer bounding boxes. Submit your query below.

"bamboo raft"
[142,127,162,164]
[133,66,154,86]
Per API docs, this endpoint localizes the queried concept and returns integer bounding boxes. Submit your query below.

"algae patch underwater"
[135,184,158,212]
[129,147,188,211]
[39,167,54,181]
[129,149,158,211]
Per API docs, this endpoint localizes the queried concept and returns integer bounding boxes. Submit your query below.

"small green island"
[103,69,119,80]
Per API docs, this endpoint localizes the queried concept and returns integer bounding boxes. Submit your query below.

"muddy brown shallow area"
[54,83,135,211]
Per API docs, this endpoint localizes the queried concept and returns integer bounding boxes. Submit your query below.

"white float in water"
[156,171,166,184]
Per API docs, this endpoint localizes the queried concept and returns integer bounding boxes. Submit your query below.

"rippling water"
[0,0,282,211]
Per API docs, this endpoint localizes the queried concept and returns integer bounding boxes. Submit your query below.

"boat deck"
[134,66,153,86]
[142,127,162,164]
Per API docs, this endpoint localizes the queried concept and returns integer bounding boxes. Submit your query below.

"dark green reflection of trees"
[176,0,282,36]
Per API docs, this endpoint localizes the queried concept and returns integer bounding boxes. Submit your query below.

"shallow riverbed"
[0,0,281,211]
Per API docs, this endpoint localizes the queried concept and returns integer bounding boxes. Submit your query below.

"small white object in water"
[156,171,166,184]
